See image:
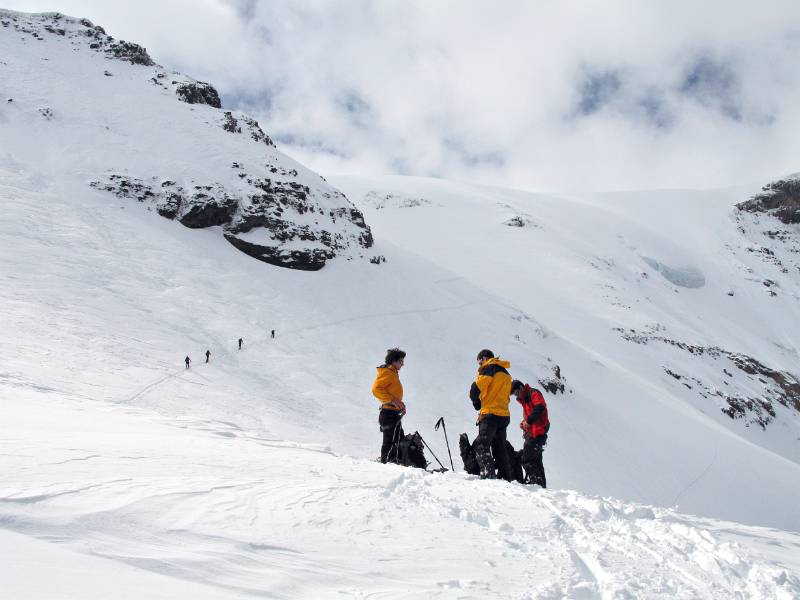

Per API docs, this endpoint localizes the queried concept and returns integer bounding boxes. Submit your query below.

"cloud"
[6,0,800,191]
[679,55,742,121]
[575,70,623,117]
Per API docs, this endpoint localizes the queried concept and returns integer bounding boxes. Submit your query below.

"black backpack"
[505,440,525,484]
[459,433,524,482]
[389,431,428,469]
[459,432,481,475]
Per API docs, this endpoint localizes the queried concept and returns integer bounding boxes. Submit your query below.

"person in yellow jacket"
[469,349,513,480]
[372,347,407,463]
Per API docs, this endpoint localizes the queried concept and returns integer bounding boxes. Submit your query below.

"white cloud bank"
[5,0,800,191]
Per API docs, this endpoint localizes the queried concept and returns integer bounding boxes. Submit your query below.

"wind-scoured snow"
[2,8,800,600]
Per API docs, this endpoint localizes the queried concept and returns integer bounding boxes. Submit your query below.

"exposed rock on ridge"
[90,172,373,271]
[737,177,800,224]
[615,327,800,430]
[176,82,221,109]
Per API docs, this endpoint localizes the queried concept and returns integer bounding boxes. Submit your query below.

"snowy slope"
[0,10,372,270]
[342,179,800,440]
[2,8,800,599]
[4,385,800,599]
[2,116,800,600]
[335,175,800,522]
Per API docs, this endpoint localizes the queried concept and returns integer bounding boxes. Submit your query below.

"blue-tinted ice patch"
[641,256,705,288]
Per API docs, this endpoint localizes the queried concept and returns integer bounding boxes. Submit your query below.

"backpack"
[505,440,525,484]
[459,433,481,475]
[390,431,428,469]
[459,433,523,482]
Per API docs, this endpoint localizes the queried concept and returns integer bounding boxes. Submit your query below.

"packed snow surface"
[2,8,800,600]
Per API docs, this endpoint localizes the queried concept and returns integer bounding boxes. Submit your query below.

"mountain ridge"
[0,8,373,270]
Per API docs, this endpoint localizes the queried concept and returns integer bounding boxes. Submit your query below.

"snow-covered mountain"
[2,9,800,599]
[0,10,372,270]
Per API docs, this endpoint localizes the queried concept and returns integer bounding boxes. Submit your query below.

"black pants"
[476,414,512,481]
[522,436,547,487]
[379,409,404,463]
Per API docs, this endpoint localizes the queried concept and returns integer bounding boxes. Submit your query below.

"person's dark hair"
[476,349,494,361]
[385,347,406,365]
[510,380,524,394]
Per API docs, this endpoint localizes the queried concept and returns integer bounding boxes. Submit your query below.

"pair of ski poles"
[419,417,455,472]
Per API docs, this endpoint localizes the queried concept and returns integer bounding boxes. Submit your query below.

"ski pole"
[435,417,455,471]
[417,433,447,471]
[389,418,403,463]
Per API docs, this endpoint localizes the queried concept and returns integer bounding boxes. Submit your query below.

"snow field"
[2,9,800,597]
[2,158,800,597]
[3,387,799,599]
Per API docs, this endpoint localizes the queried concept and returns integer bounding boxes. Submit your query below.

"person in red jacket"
[510,380,549,487]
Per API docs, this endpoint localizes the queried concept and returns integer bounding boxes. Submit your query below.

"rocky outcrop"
[538,364,567,395]
[178,185,238,228]
[737,177,800,224]
[240,116,274,147]
[80,17,155,66]
[106,40,154,66]
[615,327,800,429]
[3,11,155,66]
[224,235,331,271]
[220,113,275,147]
[90,173,373,270]
[222,112,241,133]
[176,81,222,109]
[504,216,532,227]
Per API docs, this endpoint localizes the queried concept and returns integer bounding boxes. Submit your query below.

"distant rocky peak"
[737,176,800,225]
[1,10,222,110]
[2,11,155,66]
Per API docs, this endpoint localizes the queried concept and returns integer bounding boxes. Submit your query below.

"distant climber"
[271,329,275,339]
[184,356,191,369]
[372,347,407,463]
[511,380,550,487]
[469,349,513,481]
[205,349,211,363]
[238,337,243,350]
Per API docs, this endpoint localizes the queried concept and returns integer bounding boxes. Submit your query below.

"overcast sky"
[6,0,800,191]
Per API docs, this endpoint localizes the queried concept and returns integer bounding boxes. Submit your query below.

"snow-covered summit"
[0,9,373,270]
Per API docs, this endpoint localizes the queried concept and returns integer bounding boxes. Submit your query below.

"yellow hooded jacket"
[372,365,403,411]
[469,357,512,417]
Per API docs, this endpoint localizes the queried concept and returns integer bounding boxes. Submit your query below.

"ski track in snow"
[671,446,719,507]
[119,300,473,407]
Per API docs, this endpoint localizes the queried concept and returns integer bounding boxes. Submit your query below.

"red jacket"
[516,385,550,440]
